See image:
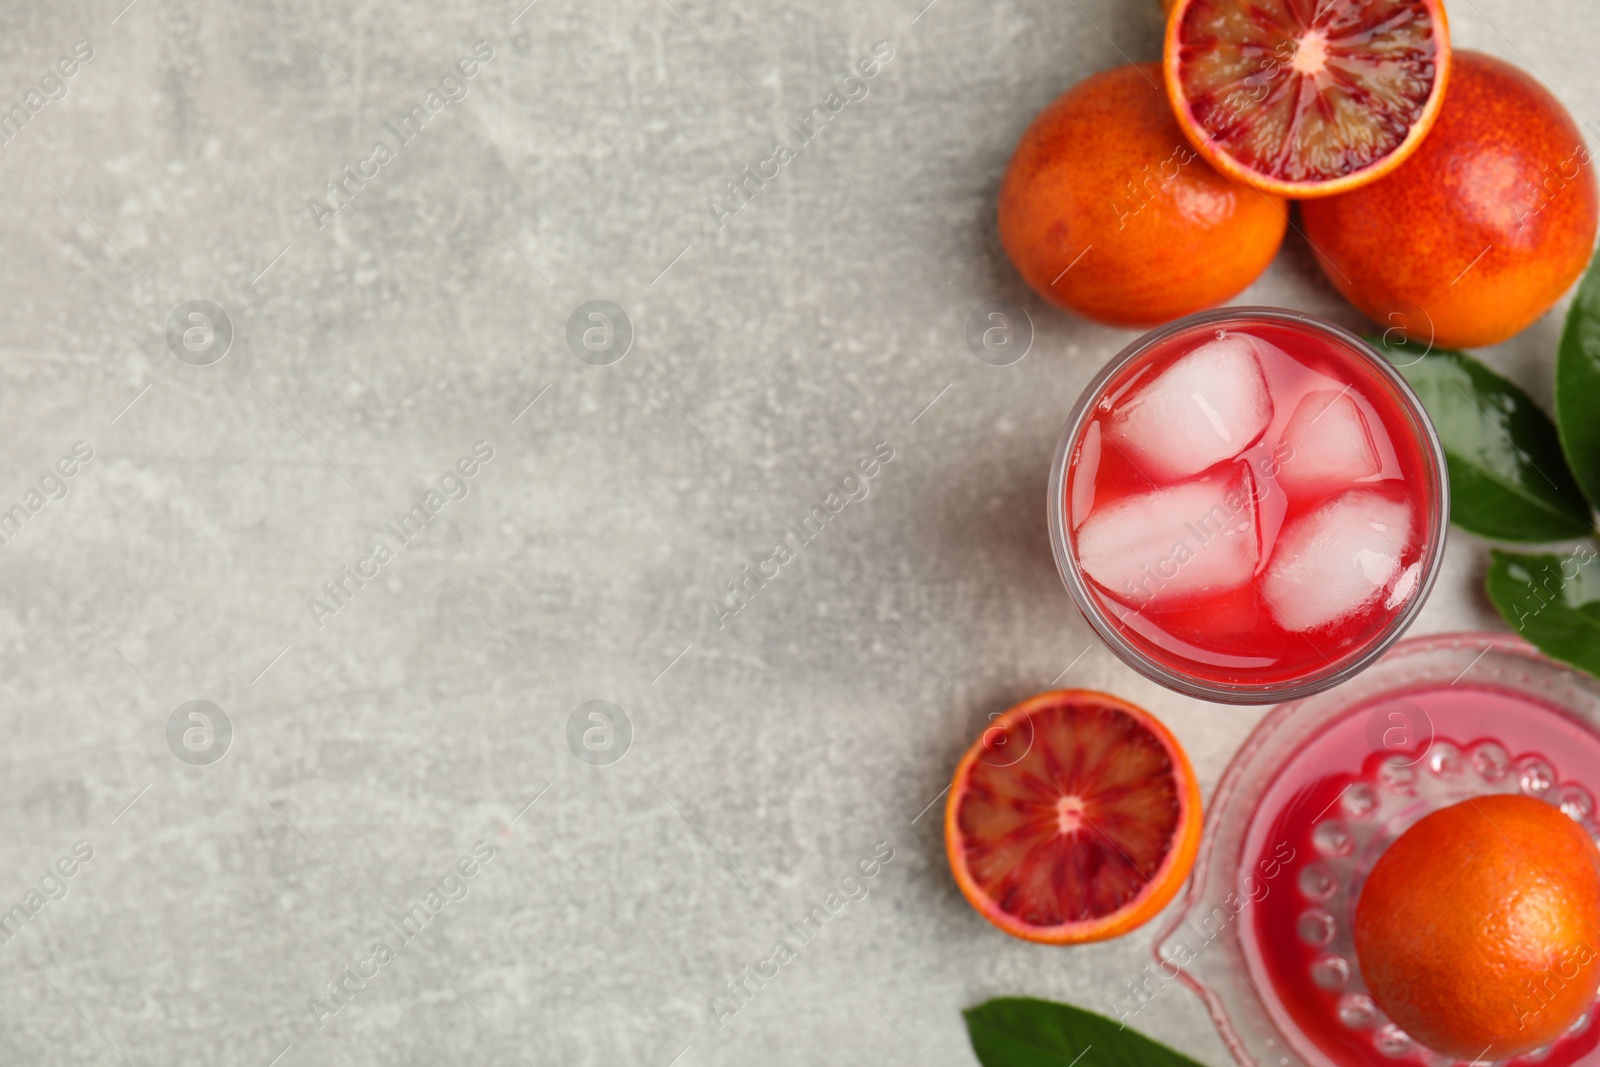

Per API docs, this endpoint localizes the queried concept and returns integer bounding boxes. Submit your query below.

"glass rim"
[1046,305,1452,706]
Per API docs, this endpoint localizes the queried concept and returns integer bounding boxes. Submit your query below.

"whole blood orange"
[1164,0,1450,198]
[998,64,1286,328]
[1303,51,1600,349]
[1354,794,1600,1060]
[945,690,1202,944]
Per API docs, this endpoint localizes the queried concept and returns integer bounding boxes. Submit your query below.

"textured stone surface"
[0,1,1591,1064]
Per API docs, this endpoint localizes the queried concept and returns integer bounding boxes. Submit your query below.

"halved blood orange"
[1163,0,1451,198]
[944,690,1202,944]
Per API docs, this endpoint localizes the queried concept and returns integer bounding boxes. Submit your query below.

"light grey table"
[0,1,1589,1064]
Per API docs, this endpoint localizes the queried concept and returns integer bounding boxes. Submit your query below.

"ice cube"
[1261,489,1416,633]
[1076,462,1262,610]
[1108,332,1275,482]
[1277,388,1381,501]
[1071,420,1102,530]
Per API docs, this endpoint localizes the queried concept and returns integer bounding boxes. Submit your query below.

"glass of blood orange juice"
[1048,307,1449,704]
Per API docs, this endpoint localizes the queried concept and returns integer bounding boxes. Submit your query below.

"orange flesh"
[955,702,1183,927]
[1174,0,1442,184]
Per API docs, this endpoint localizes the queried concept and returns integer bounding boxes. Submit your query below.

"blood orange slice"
[944,690,1202,944]
[1164,0,1451,198]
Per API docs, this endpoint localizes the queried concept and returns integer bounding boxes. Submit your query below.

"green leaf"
[1557,246,1600,511]
[963,997,1206,1067]
[1486,547,1600,679]
[1373,337,1594,542]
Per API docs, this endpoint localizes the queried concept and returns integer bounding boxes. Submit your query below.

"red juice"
[1238,684,1600,1066]
[1052,310,1446,701]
